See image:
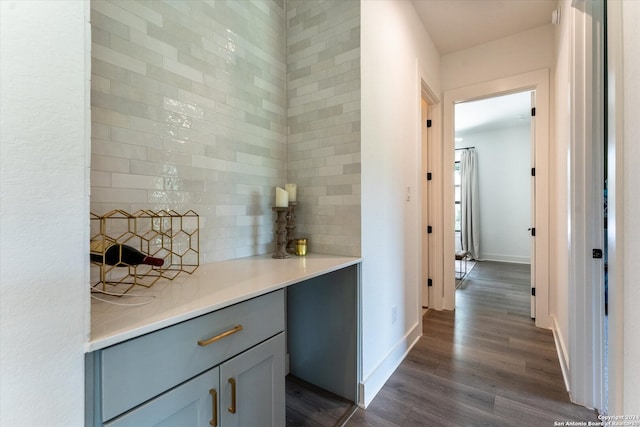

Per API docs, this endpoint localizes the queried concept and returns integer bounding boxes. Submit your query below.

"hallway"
[346,261,600,426]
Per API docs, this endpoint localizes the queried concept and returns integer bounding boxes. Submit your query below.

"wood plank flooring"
[286,375,357,426]
[344,261,600,427]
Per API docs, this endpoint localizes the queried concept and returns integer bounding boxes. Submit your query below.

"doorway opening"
[452,91,534,315]
[442,69,550,327]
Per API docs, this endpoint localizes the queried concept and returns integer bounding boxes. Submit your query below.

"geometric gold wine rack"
[90,209,199,295]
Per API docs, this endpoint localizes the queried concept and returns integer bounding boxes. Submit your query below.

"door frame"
[530,90,537,319]
[442,69,551,328]
[605,0,623,415]
[418,62,441,312]
[421,93,431,308]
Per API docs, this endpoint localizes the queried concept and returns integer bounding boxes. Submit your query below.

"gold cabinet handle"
[209,389,218,427]
[228,377,237,414]
[197,325,243,347]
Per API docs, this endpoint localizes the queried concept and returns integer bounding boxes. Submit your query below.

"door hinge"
[531,107,536,117]
[531,287,536,296]
[593,249,603,259]
[428,278,433,287]
[529,227,536,237]
[426,119,432,128]
[531,167,536,177]
[427,226,433,234]
[426,172,432,181]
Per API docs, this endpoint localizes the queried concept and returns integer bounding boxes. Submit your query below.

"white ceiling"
[411,0,557,55]
[455,91,532,135]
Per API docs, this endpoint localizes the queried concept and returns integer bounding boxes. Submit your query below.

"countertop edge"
[86,254,361,352]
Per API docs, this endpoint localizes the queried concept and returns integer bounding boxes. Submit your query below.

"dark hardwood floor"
[286,375,357,426]
[344,261,600,427]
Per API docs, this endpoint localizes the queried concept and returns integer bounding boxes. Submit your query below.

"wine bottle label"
[90,240,113,254]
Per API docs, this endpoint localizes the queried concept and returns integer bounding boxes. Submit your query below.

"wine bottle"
[90,241,164,267]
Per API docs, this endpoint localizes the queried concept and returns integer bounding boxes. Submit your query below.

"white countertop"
[87,253,361,352]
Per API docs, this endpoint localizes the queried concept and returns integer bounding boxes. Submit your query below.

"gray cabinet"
[86,290,285,427]
[105,367,220,427]
[220,333,285,427]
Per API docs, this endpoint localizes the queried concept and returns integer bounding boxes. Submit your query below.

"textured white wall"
[0,1,90,426]
[361,0,440,406]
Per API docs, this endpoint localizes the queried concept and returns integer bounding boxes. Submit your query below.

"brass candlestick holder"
[272,207,290,259]
[286,202,297,254]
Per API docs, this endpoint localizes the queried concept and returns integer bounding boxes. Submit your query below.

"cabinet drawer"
[100,290,284,422]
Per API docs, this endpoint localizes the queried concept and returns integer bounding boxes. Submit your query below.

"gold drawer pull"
[209,389,218,427]
[228,377,237,414]
[197,325,243,347]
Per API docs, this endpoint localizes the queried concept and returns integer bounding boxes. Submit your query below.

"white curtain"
[460,148,480,259]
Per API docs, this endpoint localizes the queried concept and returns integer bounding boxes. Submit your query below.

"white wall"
[457,124,531,263]
[441,24,556,91]
[360,0,440,406]
[0,2,90,426]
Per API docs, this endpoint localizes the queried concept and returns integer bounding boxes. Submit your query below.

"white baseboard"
[358,321,422,408]
[480,253,531,264]
[551,314,571,393]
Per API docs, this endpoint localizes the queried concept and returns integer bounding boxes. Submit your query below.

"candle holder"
[286,202,297,254]
[272,207,290,259]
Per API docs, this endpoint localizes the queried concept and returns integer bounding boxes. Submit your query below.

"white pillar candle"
[285,183,297,202]
[275,187,289,207]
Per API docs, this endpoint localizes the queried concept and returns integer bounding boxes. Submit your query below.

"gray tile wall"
[91,0,287,262]
[286,0,361,257]
[91,0,361,261]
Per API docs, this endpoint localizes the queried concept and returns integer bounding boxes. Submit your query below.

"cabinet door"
[105,367,220,427]
[220,333,285,427]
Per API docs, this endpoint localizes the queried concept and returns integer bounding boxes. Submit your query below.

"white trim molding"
[358,321,422,408]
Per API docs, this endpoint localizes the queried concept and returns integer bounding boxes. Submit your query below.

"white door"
[530,91,537,319]
[421,97,430,308]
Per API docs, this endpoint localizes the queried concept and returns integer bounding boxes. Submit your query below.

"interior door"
[421,97,430,308]
[530,91,537,319]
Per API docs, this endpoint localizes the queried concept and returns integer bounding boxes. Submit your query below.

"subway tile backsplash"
[91,0,361,262]
[287,0,361,257]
